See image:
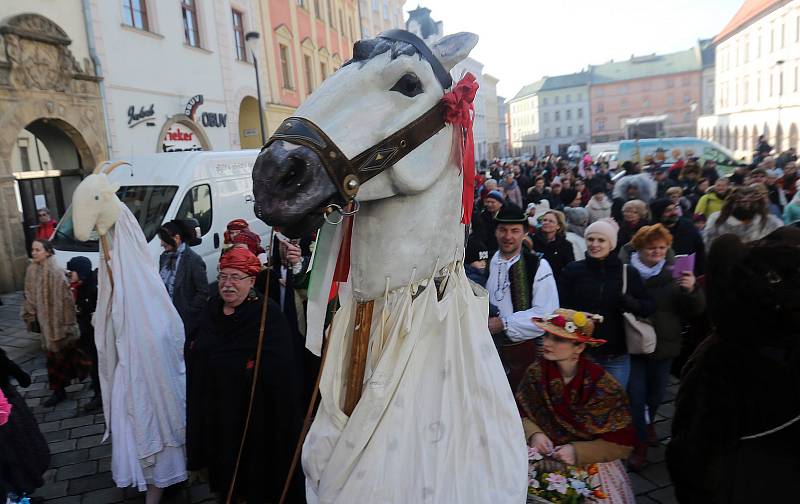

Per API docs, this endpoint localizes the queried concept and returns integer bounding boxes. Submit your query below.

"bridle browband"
[262,30,452,203]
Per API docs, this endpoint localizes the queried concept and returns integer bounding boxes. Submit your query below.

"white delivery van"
[51,150,269,283]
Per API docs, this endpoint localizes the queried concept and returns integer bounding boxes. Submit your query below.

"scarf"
[630,252,665,280]
[22,256,79,352]
[516,357,635,447]
[160,243,185,298]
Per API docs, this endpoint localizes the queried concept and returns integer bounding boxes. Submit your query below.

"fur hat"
[585,218,620,249]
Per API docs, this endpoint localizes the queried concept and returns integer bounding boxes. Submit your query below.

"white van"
[51,150,269,283]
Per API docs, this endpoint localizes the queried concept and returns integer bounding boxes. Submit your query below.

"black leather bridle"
[262,30,452,202]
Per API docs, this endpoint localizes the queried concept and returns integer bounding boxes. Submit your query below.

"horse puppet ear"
[431,32,478,73]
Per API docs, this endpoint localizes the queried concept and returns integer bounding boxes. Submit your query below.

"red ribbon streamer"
[442,73,479,225]
[328,212,355,302]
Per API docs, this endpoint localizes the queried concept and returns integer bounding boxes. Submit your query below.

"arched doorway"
[742,126,749,153]
[238,96,263,149]
[776,123,784,152]
[763,124,771,150]
[733,126,739,151]
[752,126,759,152]
[790,123,798,151]
[11,119,90,255]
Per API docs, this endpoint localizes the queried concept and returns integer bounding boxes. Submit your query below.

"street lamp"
[245,31,267,145]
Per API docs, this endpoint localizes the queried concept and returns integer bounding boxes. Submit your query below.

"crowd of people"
[468,148,800,500]
[1,144,799,503]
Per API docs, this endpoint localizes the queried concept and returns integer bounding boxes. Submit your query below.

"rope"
[225,229,275,504]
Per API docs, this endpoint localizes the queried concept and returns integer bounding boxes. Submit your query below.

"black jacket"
[530,231,575,280]
[472,208,500,255]
[558,254,656,356]
[159,246,209,337]
[664,218,706,275]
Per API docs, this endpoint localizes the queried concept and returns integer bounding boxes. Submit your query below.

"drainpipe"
[81,0,114,160]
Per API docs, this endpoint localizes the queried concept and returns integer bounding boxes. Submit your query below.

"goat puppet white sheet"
[95,203,187,490]
[303,262,528,503]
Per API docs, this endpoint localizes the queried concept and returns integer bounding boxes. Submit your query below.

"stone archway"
[0,13,108,292]
[238,96,262,149]
[156,114,211,152]
[790,123,798,151]
[776,123,784,152]
[742,125,749,152]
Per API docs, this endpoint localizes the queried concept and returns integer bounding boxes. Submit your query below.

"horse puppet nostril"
[279,155,308,188]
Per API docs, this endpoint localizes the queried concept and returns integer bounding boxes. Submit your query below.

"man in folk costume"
[186,248,304,502]
[487,205,559,389]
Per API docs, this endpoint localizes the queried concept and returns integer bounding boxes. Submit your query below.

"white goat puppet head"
[71,169,122,241]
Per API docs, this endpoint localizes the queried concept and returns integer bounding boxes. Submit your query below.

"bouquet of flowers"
[527,447,608,503]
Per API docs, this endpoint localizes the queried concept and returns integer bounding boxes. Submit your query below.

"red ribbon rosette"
[442,73,479,225]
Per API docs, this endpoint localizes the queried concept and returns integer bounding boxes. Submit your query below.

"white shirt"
[487,251,559,342]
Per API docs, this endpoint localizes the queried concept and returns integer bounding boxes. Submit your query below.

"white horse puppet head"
[253,31,478,298]
[71,162,126,241]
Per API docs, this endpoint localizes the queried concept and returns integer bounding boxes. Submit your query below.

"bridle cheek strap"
[265,101,447,201]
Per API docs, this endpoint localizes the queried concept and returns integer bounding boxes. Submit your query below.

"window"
[339,9,344,32]
[543,112,549,123]
[328,0,334,27]
[349,17,355,39]
[643,97,650,108]
[542,97,549,105]
[620,98,627,109]
[758,31,762,56]
[567,126,573,136]
[372,0,378,12]
[597,102,604,113]
[684,112,691,122]
[554,111,560,121]
[666,79,674,88]
[682,75,690,86]
[566,94,571,103]
[555,127,561,137]
[795,66,798,92]
[797,16,800,42]
[744,79,749,103]
[667,95,674,105]
[566,109,571,120]
[176,184,213,236]
[320,61,327,81]
[770,73,774,97]
[577,108,583,119]
[554,96,560,105]
[315,0,323,19]
[578,93,583,101]
[596,119,605,131]
[757,74,761,100]
[182,0,200,47]
[782,21,786,48]
[304,54,314,94]
[383,0,389,20]
[544,129,550,138]
[771,25,775,52]
[122,0,149,31]
[578,124,584,134]
[279,44,293,88]
[232,10,247,61]
[620,84,628,94]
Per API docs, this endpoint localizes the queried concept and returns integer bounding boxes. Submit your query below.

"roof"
[589,49,701,85]
[714,0,786,43]
[699,38,715,67]
[510,79,545,101]
[539,72,590,91]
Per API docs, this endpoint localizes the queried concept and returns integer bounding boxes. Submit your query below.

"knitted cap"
[584,218,619,249]
[485,190,505,204]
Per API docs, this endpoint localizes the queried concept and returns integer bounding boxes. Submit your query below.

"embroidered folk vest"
[508,249,540,313]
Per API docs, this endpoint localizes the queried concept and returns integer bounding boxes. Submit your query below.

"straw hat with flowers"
[533,309,606,346]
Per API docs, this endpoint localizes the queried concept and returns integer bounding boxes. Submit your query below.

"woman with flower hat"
[517,308,636,503]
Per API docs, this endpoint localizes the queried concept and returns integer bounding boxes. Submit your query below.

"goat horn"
[103,161,131,175]
[92,160,109,174]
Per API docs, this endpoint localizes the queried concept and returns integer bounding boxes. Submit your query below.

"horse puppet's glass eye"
[390,73,424,97]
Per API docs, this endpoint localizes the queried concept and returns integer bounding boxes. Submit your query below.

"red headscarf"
[219,247,261,276]
[230,229,265,256]
[224,219,251,244]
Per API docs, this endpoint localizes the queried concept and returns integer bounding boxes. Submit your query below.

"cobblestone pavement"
[0,291,678,503]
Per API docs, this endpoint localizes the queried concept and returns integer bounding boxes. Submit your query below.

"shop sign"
[201,112,227,128]
[162,124,203,152]
[127,104,155,128]
[184,95,204,121]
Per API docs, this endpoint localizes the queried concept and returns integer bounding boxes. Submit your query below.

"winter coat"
[616,219,650,252]
[694,190,727,219]
[586,196,612,224]
[703,212,784,250]
[663,218,706,275]
[784,201,800,224]
[558,254,656,356]
[530,231,575,280]
[159,246,209,337]
[619,246,706,359]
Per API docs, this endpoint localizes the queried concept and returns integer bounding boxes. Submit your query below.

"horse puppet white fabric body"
[253,32,528,503]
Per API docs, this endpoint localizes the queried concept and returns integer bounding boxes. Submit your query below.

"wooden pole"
[342,300,373,416]
[99,234,114,290]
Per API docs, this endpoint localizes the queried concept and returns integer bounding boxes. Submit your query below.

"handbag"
[622,264,657,355]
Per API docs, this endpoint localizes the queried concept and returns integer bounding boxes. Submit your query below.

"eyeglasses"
[217,273,252,283]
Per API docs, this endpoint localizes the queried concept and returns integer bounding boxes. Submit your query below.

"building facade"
[507,80,544,156]
[358,0,405,38]
[497,95,509,158]
[258,0,360,139]
[589,49,703,143]
[537,73,590,155]
[697,0,800,161]
[483,74,501,159]
[1,2,109,291]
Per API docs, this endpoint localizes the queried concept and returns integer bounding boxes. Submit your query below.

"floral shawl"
[516,356,635,447]
[22,256,79,352]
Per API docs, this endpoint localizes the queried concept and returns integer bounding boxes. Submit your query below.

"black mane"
[343,37,422,68]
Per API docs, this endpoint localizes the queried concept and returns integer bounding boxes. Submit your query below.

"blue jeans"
[627,356,673,442]
[592,353,631,389]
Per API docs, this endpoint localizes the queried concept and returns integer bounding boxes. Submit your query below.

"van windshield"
[52,185,178,252]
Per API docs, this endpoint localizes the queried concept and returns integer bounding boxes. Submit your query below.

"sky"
[405,0,745,98]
